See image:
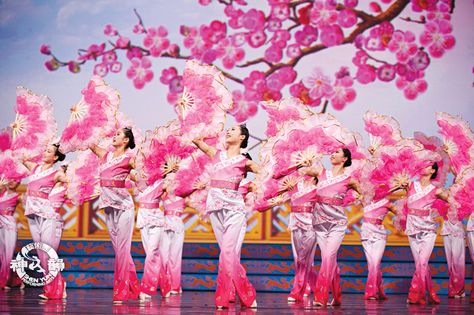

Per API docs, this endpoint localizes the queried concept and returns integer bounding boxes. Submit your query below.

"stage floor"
[1,289,473,314]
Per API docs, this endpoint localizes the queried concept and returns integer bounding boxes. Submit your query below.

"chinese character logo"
[10,242,65,286]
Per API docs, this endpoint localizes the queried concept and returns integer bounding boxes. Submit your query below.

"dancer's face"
[112,129,129,148]
[422,164,435,177]
[330,148,346,166]
[225,125,244,146]
[42,145,58,163]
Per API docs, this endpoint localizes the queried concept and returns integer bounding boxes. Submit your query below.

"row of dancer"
[2,123,472,308]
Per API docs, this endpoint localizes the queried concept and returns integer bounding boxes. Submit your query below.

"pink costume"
[312,169,352,306]
[0,191,19,288]
[136,179,165,296]
[25,165,65,299]
[288,179,318,301]
[159,192,185,296]
[405,181,441,304]
[440,213,465,297]
[98,152,139,301]
[467,213,474,302]
[360,198,389,300]
[206,151,256,308]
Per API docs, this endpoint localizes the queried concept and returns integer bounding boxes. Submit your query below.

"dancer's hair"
[431,162,438,179]
[52,143,66,162]
[342,148,352,168]
[123,127,136,149]
[239,124,250,149]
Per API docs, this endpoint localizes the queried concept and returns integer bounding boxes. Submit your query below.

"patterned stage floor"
[1,288,473,315]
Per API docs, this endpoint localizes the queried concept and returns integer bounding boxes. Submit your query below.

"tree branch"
[263,0,410,77]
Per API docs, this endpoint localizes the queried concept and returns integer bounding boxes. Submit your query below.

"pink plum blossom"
[302,68,334,100]
[388,30,418,62]
[377,64,396,82]
[241,9,266,31]
[143,26,170,57]
[160,67,178,84]
[396,76,428,100]
[320,25,344,47]
[295,25,318,46]
[310,1,338,27]
[216,37,245,69]
[356,64,377,84]
[420,20,455,58]
[126,57,154,89]
[40,44,51,55]
[331,76,356,110]
[231,90,258,123]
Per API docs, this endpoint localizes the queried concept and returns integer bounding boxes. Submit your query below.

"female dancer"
[22,144,68,299]
[403,162,449,305]
[159,170,186,297]
[193,125,258,309]
[468,212,474,303]
[135,175,166,300]
[303,148,361,307]
[89,127,139,303]
[0,180,20,289]
[440,210,465,298]
[360,189,400,300]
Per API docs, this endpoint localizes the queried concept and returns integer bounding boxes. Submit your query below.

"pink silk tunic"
[313,169,351,226]
[361,198,390,240]
[0,191,18,230]
[48,185,67,220]
[289,179,318,231]
[98,152,134,211]
[25,165,57,218]
[206,151,247,213]
[405,181,439,236]
[136,179,165,229]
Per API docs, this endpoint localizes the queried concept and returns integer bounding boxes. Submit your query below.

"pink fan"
[414,131,449,187]
[260,97,312,138]
[0,150,28,186]
[364,111,402,151]
[271,114,347,178]
[60,76,120,153]
[9,87,57,158]
[436,112,474,176]
[449,167,474,220]
[363,142,435,203]
[136,122,195,185]
[67,151,100,205]
[0,128,12,152]
[172,151,212,198]
[176,60,232,141]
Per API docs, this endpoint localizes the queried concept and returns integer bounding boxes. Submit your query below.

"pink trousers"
[467,231,474,301]
[160,227,184,295]
[104,208,139,301]
[313,223,345,305]
[361,237,387,299]
[443,233,465,297]
[0,215,17,288]
[209,209,256,308]
[28,215,65,299]
[214,215,247,302]
[407,232,437,304]
[139,225,163,296]
[289,227,318,301]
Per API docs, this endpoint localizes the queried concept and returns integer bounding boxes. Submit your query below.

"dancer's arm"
[246,160,261,174]
[21,159,37,172]
[89,144,107,159]
[435,188,449,202]
[192,138,217,159]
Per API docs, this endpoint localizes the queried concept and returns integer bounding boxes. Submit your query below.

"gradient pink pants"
[313,223,345,305]
[0,215,17,288]
[139,225,163,296]
[210,209,256,308]
[160,228,184,295]
[104,207,139,301]
[289,227,318,301]
[28,215,65,299]
[443,234,465,297]
[361,237,386,299]
[467,231,474,301]
[214,216,247,302]
[407,232,437,304]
